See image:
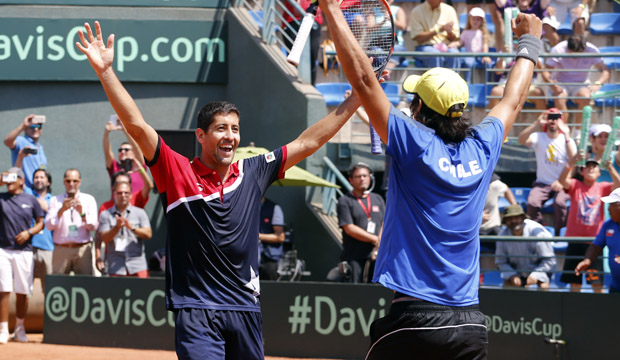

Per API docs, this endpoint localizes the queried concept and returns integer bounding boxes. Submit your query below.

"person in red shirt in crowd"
[558,153,620,292]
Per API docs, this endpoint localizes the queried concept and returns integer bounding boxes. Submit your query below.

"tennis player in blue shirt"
[320,0,544,358]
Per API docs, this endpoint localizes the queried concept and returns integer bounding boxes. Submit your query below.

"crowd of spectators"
[0,115,156,343]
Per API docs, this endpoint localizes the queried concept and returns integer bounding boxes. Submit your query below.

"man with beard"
[495,204,556,289]
[24,169,54,293]
[518,108,576,235]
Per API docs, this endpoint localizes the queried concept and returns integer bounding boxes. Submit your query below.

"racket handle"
[369,123,382,154]
[287,13,316,67]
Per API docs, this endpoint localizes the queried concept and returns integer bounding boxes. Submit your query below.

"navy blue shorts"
[366,297,488,360]
[174,308,263,360]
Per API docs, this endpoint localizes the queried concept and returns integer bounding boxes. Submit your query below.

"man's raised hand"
[512,13,542,39]
[76,21,115,75]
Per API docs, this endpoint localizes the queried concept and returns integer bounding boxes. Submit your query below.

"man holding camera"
[3,114,48,189]
[103,118,151,196]
[98,181,152,277]
[518,108,577,235]
[0,167,44,343]
[45,169,98,275]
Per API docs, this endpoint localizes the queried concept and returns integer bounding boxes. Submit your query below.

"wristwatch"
[28,229,33,236]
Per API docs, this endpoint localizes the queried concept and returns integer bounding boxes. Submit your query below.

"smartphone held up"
[32,115,46,124]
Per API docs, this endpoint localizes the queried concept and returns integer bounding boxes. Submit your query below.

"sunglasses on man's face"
[29,124,42,130]
[118,148,132,153]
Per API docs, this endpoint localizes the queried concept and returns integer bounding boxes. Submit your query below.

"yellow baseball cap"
[402,68,468,118]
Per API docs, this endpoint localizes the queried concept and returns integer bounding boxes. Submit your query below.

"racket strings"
[341,0,394,70]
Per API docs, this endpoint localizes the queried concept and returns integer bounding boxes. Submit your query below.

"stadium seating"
[542,198,570,214]
[599,46,620,69]
[467,84,489,108]
[315,83,352,106]
[381,82,401,106]
[459,13,495,34]
[511,187,531,210]
[497,195,511,214]
[593,83,620,108]
[482,271,503,286]
[555,14,574,35]
[589,13,620,36]
[544,225,556,237]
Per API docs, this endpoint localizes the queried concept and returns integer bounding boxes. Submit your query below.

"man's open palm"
[76,21,115,74]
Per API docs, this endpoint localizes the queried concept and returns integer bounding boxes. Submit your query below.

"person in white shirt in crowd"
[46,169,98,275]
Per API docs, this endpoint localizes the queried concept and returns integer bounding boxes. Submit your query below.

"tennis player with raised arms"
[75,21,364,360]
[319,0,543,357]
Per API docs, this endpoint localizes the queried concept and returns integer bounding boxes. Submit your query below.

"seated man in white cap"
[495,204,556,289]
[575,187,620,294]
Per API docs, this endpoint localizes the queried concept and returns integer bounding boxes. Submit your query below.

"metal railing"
[479,235,612,292]
[321,156,351,216]
[235,0,313,83]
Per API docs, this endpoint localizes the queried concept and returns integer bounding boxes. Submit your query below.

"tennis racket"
[341,0,394,154]
[288,0,394,154]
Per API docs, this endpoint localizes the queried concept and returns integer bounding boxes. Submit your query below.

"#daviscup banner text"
[0,19,227,83]
[44,277,619,359]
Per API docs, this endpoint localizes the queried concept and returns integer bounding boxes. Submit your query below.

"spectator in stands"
[449,7,492,82]
[558,154,620,292]
[583,124,620,180]
[282,0,323,84]
[103,118,151,197]
[3,114,48,189]
[99,171,151,214]
[494,0,550,51]
[386,0,408,70]
[467,0,503,55]
[542,35,610,125]
[98,181,152,277]
[481,173,517,237]
[46,169,98,275]
[495,204,556,288]
[258,197,286,280]
[0,167,44,344]
[488,43,547,111]
[96,172,149,272]
[542,0,590,47]
[408,0,461,70]
[518,108,576,235]
[575,187,620,294]
[24,169,54,294]
[335,162,385,283]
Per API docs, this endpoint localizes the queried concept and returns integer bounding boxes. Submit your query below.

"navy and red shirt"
[147,137,286,312]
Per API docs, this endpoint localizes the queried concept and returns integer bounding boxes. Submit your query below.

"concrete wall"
[0,5,342,281]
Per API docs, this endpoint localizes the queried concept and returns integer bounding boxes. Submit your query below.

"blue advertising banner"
[0,0,230,7]
[0,18,227,83]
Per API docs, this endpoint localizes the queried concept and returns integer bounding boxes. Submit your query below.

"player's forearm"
[3,123,23,149]
[98,68,158,162]
[285,94,360,169]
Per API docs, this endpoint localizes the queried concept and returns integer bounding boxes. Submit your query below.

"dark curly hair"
[409,94,472,144]
[197,101,240,131]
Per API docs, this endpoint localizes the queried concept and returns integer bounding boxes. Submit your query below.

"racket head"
[340,0,395,74]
